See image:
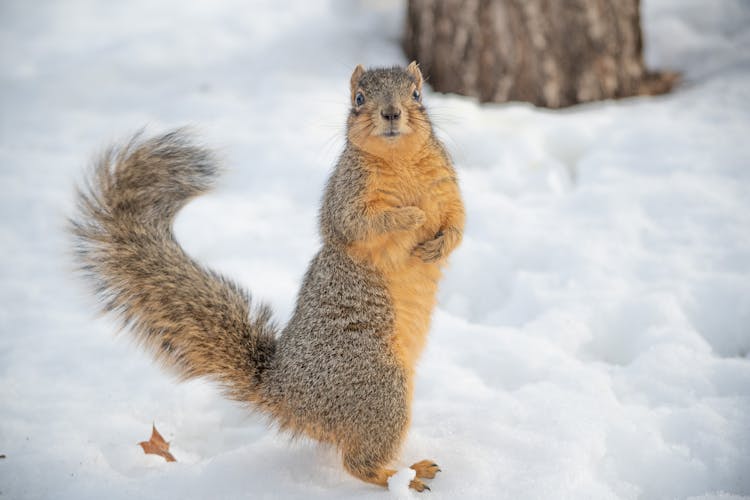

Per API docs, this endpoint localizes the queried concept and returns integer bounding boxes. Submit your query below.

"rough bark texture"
[403,0,677,108]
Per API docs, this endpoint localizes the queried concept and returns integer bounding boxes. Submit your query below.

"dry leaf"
[139,424,177,462]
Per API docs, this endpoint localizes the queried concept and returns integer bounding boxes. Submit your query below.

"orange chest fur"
[351,151,459,376]
[358,152,457,264]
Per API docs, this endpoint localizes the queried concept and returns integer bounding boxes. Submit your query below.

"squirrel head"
[347,62,432,159]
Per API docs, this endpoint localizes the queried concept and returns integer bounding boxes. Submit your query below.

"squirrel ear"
[406,61,423,90]
[350,64,365,97]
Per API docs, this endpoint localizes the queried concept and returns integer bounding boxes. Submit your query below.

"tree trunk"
[403,0,677,108]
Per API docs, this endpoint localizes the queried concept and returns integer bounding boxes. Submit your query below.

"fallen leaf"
[139,424,176,462]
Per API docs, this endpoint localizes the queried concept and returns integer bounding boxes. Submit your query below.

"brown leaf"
[138,424,177,462]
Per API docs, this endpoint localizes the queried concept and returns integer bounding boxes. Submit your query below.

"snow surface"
[1,0,750,498]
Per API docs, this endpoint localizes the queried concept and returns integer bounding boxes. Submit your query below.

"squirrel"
[70,62,464,492]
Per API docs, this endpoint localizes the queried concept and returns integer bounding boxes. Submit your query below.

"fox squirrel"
[70,62,464,492]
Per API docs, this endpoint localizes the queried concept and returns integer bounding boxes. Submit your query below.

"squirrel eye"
[355,92,365,107]
[412,89,421,101]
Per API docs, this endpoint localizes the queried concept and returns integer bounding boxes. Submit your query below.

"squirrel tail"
[70,129,277,404]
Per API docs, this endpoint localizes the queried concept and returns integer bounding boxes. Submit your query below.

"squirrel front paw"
[412,230,445,262]
[389,206,426,232]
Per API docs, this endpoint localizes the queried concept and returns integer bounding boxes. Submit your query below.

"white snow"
[387,467,418,499]
[1,0,749,498]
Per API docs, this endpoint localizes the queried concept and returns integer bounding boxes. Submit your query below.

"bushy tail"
[70,129,277,404]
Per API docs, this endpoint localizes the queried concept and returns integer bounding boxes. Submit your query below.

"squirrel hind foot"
[341,452,440,492]
[410,459,441,479]
[342,466,432,493]
[409,477,431,492]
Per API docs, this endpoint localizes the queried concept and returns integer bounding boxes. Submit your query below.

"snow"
[1,0,749,498]
[387,468,418,499]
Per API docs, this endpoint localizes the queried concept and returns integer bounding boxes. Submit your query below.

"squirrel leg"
[342,448,431,492]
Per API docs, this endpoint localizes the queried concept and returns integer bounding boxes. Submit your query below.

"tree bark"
[403,0,677,108]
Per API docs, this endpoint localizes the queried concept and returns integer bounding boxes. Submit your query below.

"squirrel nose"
[380,106,402,122]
